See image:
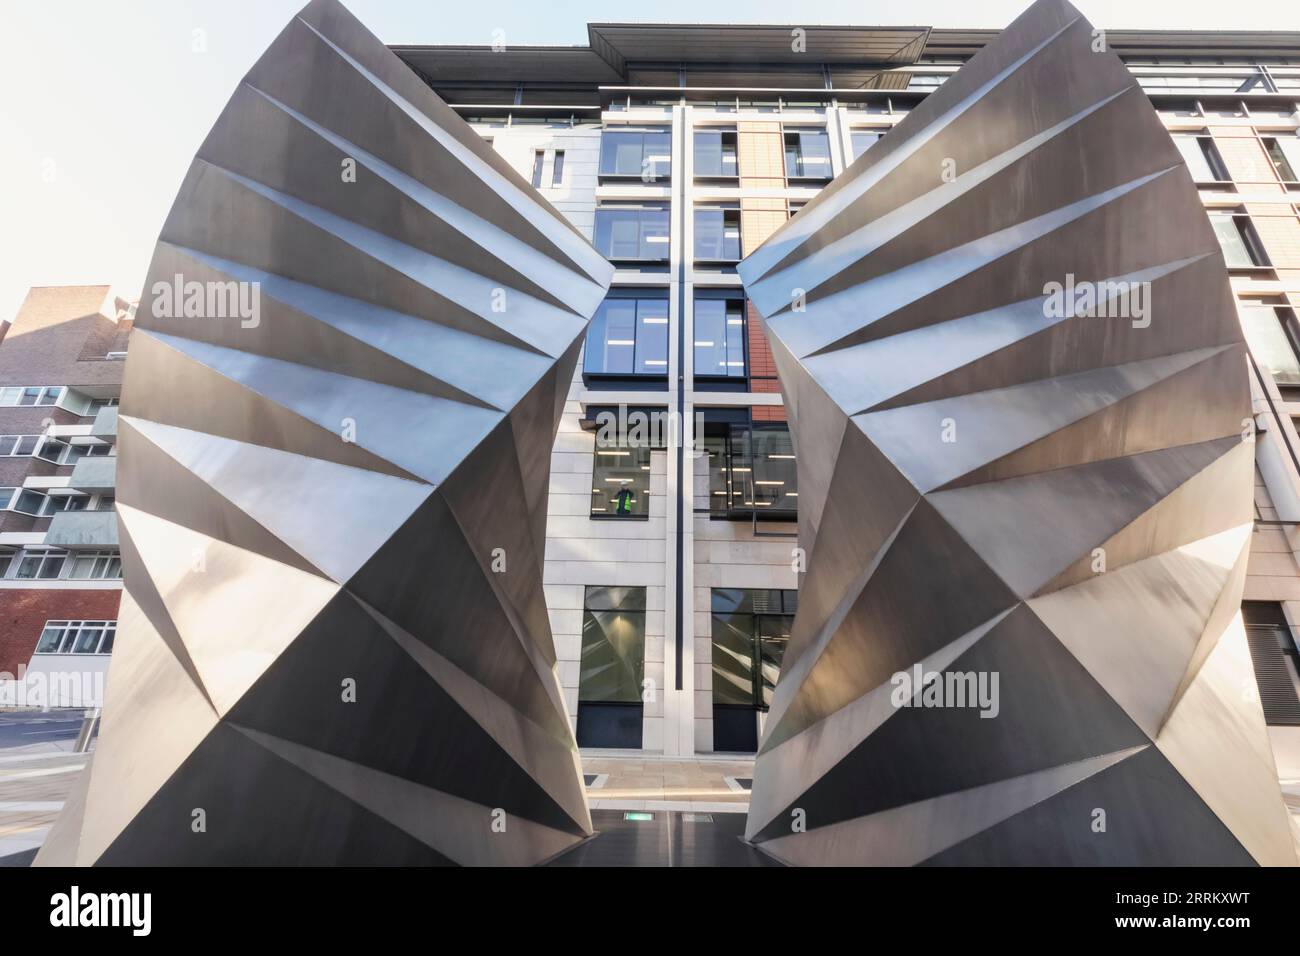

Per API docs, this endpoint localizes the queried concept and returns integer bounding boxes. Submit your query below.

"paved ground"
[2,726,1295,865]
[0,712,82,750]
[0,713,91,865]
[581,751,754,814]
[550,809,775,866]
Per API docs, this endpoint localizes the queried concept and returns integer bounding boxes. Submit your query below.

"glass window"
[707,423,797,519]
[593,204,669,261]
[1212,214,1268,268]
[530,150,545,188]
[591,442,652,518]
[579,586,646,703]
[63,443,90,464]
[1173,135,1227,182]
[587,298,636,374]
[694,298,746,378]
[694,129,738,177]
[0,488,14,510]
[46,495,86,514]
[73,624,106,655]
[583,295,670,377]
[552,149,565,186]
[36,437,70,463]
[0,436,41,456]
[1275,137,1300,181]
[1241,306,1300,387]
[36,623,70,654]
[634,299,669,374]
[0,387,62,407]
[33,620,116,655]
[16,550,67,580]
[1263,137,1299,183]
[13,490,48,516]
[784,129,832,179]
[711,588,798,709]
[693,207,741,261]
[851,129,881,159]
[599,128,671,180]
[907,74,948,91]
[68,551,122,580]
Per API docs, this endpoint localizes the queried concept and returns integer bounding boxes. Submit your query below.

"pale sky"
[2,0,1299,325]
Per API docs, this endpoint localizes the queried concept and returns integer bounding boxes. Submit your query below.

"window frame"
[692,205,742,263]
[1262,136,1300,183]
[582,292,671,379]
[1210,211,1272,269]
[693,128,739,179]
[1173,133,1231,183]
[710,588,798,711]
[598,127,672,182]
[578,585,647,704]
[693,295,747,380]
[34,619,117,656]
[592,203,671,264]
[782,127,833,181]
[590,442,653,520]
[707,422,798,521]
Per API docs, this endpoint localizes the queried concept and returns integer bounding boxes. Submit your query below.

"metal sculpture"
[737,0,1296,865]
[37,0,612,866]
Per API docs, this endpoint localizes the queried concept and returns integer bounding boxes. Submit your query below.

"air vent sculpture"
[737,0,1296,865]
[37,0,612,865]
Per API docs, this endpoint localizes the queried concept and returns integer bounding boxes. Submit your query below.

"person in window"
[615,487,635,516]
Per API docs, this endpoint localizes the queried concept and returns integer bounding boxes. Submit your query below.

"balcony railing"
[45,510,119,548]
[90,406,118,438]
[68,455,116,493]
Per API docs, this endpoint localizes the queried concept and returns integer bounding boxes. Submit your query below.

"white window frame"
[33,620,117,656]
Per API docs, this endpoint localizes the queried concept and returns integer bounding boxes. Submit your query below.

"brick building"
[0,286,128,705]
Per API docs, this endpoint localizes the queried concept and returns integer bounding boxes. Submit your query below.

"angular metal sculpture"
[738,0,1296,865]
[37,0,612,865]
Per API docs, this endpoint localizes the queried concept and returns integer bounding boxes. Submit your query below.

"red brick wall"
[748,298,787,423]
[0,588,121,673]
[0,286,126,389]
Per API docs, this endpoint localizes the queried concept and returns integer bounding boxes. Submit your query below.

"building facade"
[0,286,128,707]
[8,22,1300,784]
[393,23,1300,775]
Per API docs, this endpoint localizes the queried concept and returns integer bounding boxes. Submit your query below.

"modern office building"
[0,286,128,706]
[9,18,1300,785]
[389,20,1300,777]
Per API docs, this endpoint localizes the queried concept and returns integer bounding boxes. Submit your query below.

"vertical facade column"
[675,104,699,756]
[660,102,688,755]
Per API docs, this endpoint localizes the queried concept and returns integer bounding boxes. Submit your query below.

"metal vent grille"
[1244,624,1300,726]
